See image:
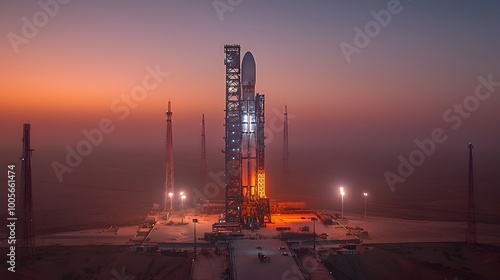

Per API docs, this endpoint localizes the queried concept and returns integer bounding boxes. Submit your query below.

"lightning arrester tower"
[201,114,207,190]
[21,123,36,263]
[283,105,289,186]
[466,142,476,248]
[165,100,174,212]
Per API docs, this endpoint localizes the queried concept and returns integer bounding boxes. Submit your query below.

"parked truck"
[258,252,270,263]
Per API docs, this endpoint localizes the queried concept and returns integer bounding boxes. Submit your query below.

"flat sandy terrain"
[0,245,191,280]
[321,242,500,280]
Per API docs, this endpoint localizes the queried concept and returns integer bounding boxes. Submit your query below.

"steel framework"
[256,94,266,199]
[165,100,174,212]
[224,45,242,223]
[247,93,271,226]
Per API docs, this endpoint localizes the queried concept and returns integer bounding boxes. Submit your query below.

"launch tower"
[224,44,270,227]
[224,45,242,223]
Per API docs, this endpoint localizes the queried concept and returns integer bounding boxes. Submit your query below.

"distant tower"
[466,142,477,247]
[21,123,36,263]
[283,105,289,186]
[201,114,207,189]
[165,100,174,212]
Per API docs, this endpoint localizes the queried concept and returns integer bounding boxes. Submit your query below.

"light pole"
[340,187,345,219]
[168,192,173,212]
[193,218,198,260]
[181,194,186,211]
[181,193,186,223]
[164,192,167,212]
[311,217,317,253]
[363,193,368,218]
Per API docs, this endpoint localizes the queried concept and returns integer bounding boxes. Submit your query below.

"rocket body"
[241,52,257,200]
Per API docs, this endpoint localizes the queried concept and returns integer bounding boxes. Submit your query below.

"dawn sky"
[1,0,500,227]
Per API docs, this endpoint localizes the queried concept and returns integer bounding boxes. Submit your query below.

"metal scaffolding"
[256,93,266,199]
[165,100,174,212]
[224,44,242,223]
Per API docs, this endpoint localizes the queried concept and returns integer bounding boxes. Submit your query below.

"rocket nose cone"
[242,52,255,67]
[242,51,256,85]
[242,51,256,100]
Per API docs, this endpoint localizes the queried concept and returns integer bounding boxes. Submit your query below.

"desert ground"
[2,209,500,279]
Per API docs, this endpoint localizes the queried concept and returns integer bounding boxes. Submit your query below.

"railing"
[229,241,237,280]
[288,242,309,279]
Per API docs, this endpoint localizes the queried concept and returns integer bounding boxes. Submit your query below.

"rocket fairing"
[241,51,257,200]
[241,52,256,100]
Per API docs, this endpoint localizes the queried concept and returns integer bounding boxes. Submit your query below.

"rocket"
[241,52,257,201]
